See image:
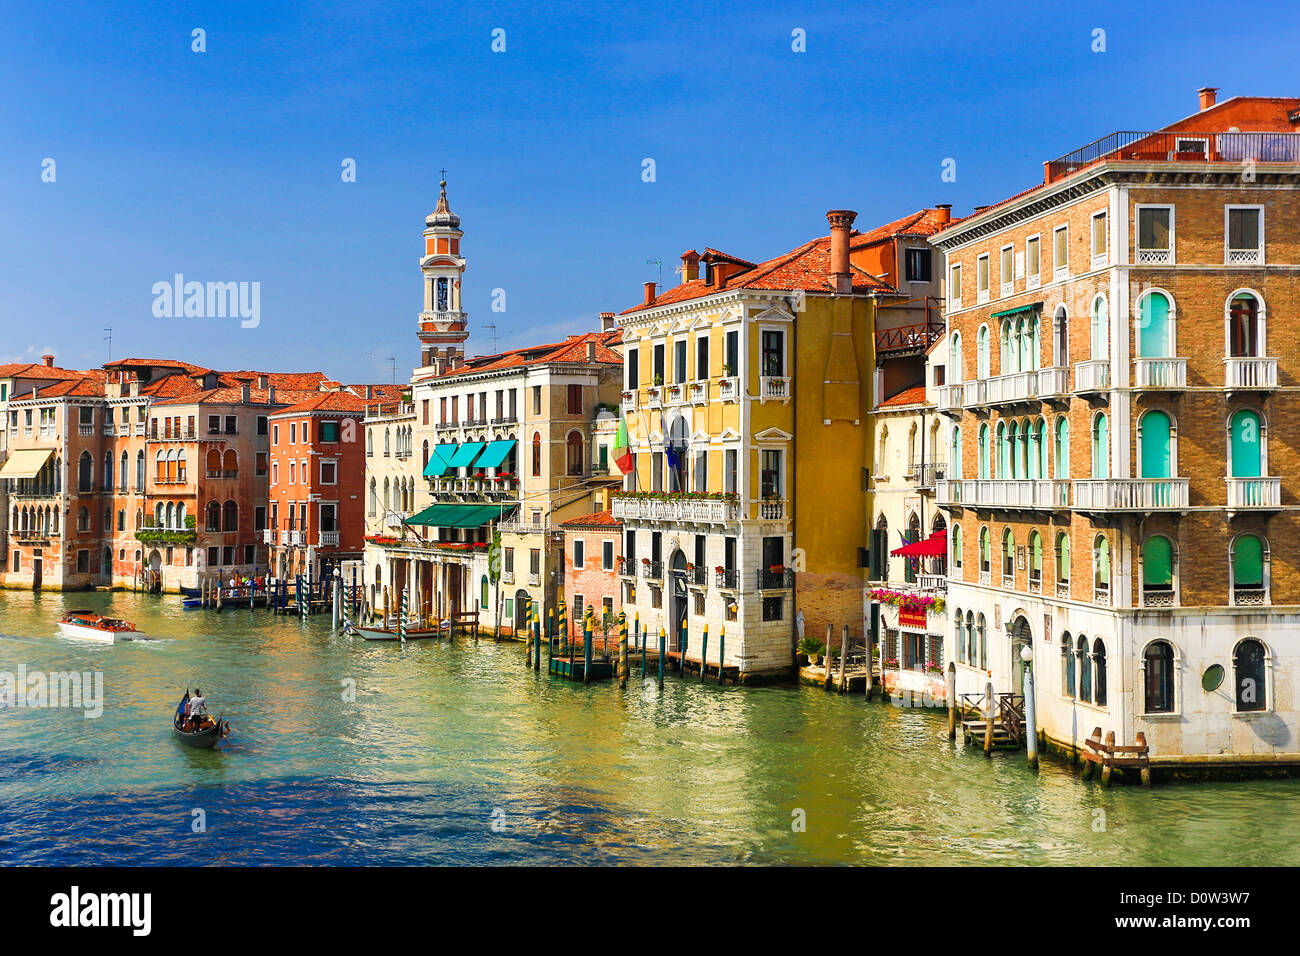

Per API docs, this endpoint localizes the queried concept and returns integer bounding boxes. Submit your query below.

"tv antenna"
[482,323,500,354]
[645,257,664,288]
[104,327,112,363]
[388,356,397,385]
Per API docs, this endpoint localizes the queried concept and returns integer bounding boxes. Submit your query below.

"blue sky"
[3,0,1298,383]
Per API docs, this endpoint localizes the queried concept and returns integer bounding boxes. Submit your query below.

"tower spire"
[418,173,469,368]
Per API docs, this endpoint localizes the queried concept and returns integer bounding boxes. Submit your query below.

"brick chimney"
[1198,86,1219,111]
[935,204,952,225]
[599,311,616,332]
[42,354,54,367]
[680,249,700,282]
[643,282,657,307]
[826,209,857,294]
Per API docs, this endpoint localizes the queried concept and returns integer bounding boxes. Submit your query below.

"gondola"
[172,692,229,749]
[351,624,442,641]
[179,586,201,598]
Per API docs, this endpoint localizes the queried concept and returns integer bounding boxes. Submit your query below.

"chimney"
[826,209,857,294]
[42,354,54,367]
[268,385,277,404]
[973,205,990,215]
[643,281,657,307]
[599,311,616,332]
[434,355,446,375]
[257,373,268,389]
[935,204,952,225]
[680,249,701,282]
[240,382,251,404]
[1198,86,1219,111]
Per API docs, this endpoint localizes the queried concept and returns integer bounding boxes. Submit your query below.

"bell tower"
[418,175,470,369]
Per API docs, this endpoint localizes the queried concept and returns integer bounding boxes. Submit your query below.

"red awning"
[891,530,947,558]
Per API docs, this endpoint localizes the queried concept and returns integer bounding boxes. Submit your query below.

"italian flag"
[613,415,633,474]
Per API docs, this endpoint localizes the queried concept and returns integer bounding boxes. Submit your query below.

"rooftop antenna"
[388,356,397,385]
[645,257,664,288]
[104,327,112,363]
[482,323,500,354]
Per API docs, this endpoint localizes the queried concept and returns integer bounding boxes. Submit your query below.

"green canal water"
[1,589,1298,865]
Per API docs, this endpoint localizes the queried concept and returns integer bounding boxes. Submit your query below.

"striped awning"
[0,448,53,479]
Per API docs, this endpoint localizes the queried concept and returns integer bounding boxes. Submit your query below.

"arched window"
[977,325,990,379]
[223,501,238,532]
[119,451,129,491]
[77,506,89,531]
[1001,528,1015,580]
[531,432,542,477]
[1092,412,1109,479]
[950,332,963,383]
[976,614,987,670]
[368,479,378,516]
[78,452,93,492]
[136,450,145,491]
[366,430,373,456]
[1028,530,1042,588]
[1061,631,1075,697]
[951,523,963,572]
[1227,291,1262,358]
[177,503,186,528]
[165,502,175,530]
[1077,635,1092,703]
[1090,294,1109,360]
[1093,639,1108,707]
[223,449,238,475]
[978,526,990,574]
[954,608,965,664]
[950,425,962,480]
[1056,531,1070,589]
[481,574,490,610]
[1054,417,1069,479]
[1141,535,1174,604]
[104,451,113,491]
[1143,641,1176,714]
[1233,639,1267,712]
[566,431,585,476]
[996,421,1008,477]
[978,423,991,479]
[206,501,221,532]
[1230,533,1267,605]
[1093,535,1110,599]
[1138,290,1173,358]
[422,440,429,470]
[1229,409,1263,479]
[384,427,391,456]
[1053,305,1068,367]
[965,611,976,666]
[383,478,390,512]
[1139,410,1172,479]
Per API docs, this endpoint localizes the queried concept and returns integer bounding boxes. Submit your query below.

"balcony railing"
[1028,576,1042,595]
[688,381,708,404]
[1142,588,1176,608]
[875,320,945,356]
[917,573,947,592]
[1056,581,1070,599]
[1226,477,1280,509]
[1036,366,1071,400]
[936,384,964,413]
[759,376,789,402]
[757,567,794,590]
[979,569,991,586]
[758,498,786,520]
[908,461,946,488]
[1074,359,1110,393]
[936,478,1070,510]
[1232,588,1267,607]
[262,529,275,544]
[621,391,636,412]
[1134,357,1186,389]
[687,566,707,587]
[715,568,738,590]
[490,415,517,425]
[528,572,541,586]
[983,371,1039,405]
[279,530,291,545]
[1074,478,1188,511]
[641,559,663,580]
[616,556,636,577]
[1225,357,1277,390]
[611,495,741,524]
[717,377,739,402]
[1044,130,1300,184]
[290,530,303,546]
[1094,585,1111,606]
[1002,573,1015,589]
[319,531,339,547]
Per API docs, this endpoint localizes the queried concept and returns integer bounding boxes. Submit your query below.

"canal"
[1,589,1297,865]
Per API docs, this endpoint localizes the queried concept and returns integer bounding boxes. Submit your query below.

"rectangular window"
[724,449,737,495]
[255,452,268,476]
[289,460,296,484]
[225,415,237,434]
[207,547,219,567]
[254,506,266,531]
[674,339,687,382]
[573,539,585,569]
[1091,211,1108,261]
[1136,206,1173,263]
[725,330,739,376]
[761,449,782,498]
[272,423,280,445]
[452,396,460,423]
[904,247,931,282]
[653,343,665,383]
[567,384,582,415]
[999,245,1013,295]
[762,596,784,621]
[320,461,337,484]
[320,420,340,443]
[504,547,514,573]
[976,254,989,301]
[624,530,636,563]
[695,337,709,380]
[572,594,584,623]
[209,415,222,435]
[271,461,278,485]
[1226,205,1264,264]
[760,330,784,377]
[651,452,663,492]
[626,348,639,389]
[949,263,962,305]
[439,397,447,424]
[422,400,429,425]
[1025,236,1040,287]
[320,504,336,533]
[602,540,614,571]
[531,387,540,416]
[1053,225,1068,275]
[289,422,297,444]
[529,549,540,575]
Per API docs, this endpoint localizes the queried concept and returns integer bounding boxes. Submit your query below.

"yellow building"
[614,210,898,678]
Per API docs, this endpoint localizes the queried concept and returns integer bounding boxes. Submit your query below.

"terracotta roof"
[152,386,322,407]
[269,392,371,416]
[559,509,621,528]
[344,384,407,400]
[104,358,212,375]
[421,329,622,380]
[622,234,897,315]
[0,362,84,381]
[851,208,965,247]
[12,375,106,399]
[877,385,929,409]
[218,370,330,390]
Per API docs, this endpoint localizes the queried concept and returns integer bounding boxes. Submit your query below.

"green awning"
[990,301,1042,319]
[447,441,486,468]
[406,503,516,529]
[473,439,516,470]
[422,443,459,478]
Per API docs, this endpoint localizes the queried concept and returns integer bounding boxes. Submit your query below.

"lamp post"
[1021,642,1038,770]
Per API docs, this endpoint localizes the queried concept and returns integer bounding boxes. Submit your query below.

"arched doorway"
[514,589,531,633]
[1010,614,1032,694]
[669,550,688,649]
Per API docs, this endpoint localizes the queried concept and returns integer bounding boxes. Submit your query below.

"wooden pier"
[1081,727,1152,786]
[959,692,1026,751]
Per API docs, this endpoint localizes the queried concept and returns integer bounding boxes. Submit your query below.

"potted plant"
[798,634,826,666]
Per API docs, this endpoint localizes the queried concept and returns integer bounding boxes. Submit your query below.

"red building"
[558,508,622,637]
[267,391,376,581]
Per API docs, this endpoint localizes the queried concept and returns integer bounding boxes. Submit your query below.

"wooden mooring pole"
[837,624,849,693]
[718,627,725,685]
[1024,661,1039,770]
[946,663,957,740]
[983,680,995,757]
[658,627,665,689]
[618,612,628,689]
[699,624,708,683]
[823,623,834,690]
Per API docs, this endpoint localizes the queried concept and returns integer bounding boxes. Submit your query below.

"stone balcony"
[1074,359,1110,394]
[1134,357,1187,389]
[1226,477,1280,510]
[611,495,741,524]
[319,531,340,547]
[1073,478,1189,511]
[1224,357,1277,391]
[936,478,1070,510]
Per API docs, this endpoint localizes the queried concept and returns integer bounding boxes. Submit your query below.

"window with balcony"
[1143,641,1175,713]
[1234,639,1268,712]
[1225,205,1264,265]
[978,526,990,576]
[1229,408,1264,481]
[950,426,962,481]
[653,343,665,384]
[625,347,639,390]
[694,337,709,381]
[725,330,739,377]
[1093,535,1110,604]
[761,329,785,377]
[566,431,584,476]
[1230,533,1268,606]
[1141,535,1175,606]
[1136,205,1173,264]
[999,244,1014,295]
[1227,291,1263,358]
[1137,290,1174,363]
[977,325,990,379]
[1056,531,1070,594]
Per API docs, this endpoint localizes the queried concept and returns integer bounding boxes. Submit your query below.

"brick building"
[558,508,622,637]
[931,89,1300,771]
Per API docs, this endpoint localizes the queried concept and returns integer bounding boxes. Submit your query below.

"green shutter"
[1230,411,1262,478]
[1233,535,1264,586]
[1143,536,1173,586]
[1140,411,1171,479]
[1140,293,1170,358]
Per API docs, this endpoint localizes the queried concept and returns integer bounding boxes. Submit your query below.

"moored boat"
[353,625,442,641]
[56,610,146,643]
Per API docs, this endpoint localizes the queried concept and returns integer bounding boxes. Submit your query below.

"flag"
[613,415,633,474]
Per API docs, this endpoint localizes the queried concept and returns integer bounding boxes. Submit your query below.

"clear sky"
[3,0,1298,383]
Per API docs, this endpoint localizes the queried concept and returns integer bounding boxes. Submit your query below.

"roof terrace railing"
[1044,130,1300,183]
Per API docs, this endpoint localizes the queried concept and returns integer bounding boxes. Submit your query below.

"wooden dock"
[1081,727,1152,786]
[959,693,1026,751]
